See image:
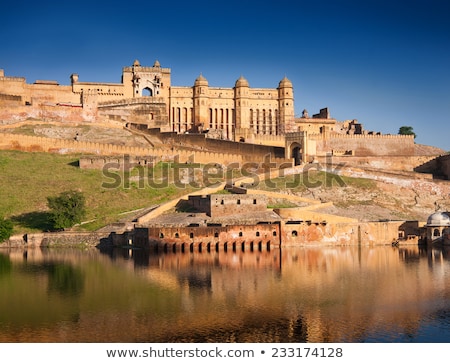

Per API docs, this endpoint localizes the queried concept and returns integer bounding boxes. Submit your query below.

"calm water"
[1,245,450,343]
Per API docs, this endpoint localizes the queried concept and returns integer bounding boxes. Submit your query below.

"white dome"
[426,212,450,226]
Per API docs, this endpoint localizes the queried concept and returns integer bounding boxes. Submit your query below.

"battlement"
[123,66,171,73]
[98,97,166,107]
[0,76,26,82]
[329,133,415,140]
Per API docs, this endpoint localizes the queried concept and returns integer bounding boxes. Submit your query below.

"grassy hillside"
[0,150,199,233]
[1,149,442,235]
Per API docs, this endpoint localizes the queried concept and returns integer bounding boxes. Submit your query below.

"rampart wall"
[315,155,439,173]
[312,133,415,157]
[0,75,79,105]
[79,155,159,170]
[141,127,288,163]
[234,128,285,146]
[0,133,250,165]
[414,154,450,180]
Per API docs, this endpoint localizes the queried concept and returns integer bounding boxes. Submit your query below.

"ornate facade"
[0,60,421,167]
[0,60,295,141]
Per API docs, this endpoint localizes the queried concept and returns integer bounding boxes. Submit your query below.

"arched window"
[239,231,243,237]
[142,87,152,97]
[292,230,298,237]
[434,228,441,237]
[256,231,260,237]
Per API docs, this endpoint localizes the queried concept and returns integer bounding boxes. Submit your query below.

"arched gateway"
[285,131,306,166]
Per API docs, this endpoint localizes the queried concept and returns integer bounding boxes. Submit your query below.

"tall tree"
[47,190,86,230]
[398,126,416,139]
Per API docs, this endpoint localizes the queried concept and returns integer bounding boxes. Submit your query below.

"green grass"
[0,151,380,235]
[267,201,299,209]
[0,150,200,233]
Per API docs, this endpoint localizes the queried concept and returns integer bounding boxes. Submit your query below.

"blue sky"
[1,0,449,150]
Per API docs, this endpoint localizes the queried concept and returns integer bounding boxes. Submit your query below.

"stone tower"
[278,76,295,134]
[193,74,209,132]
[121,59,171,100]
[234,76,250,130]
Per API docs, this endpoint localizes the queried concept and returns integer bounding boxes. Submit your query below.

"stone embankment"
[2,231,113,249]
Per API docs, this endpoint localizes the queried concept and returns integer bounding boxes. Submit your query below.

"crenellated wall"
[312,133,415,157]
[0,132,250,165]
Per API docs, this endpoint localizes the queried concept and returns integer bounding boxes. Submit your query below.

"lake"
[1,244,450,343]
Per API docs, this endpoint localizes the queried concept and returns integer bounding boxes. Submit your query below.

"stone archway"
[288,142,302,166]
[142,87,153,97]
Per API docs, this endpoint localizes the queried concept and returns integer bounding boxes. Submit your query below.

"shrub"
[47,190,86,230]
[0,217,14,243]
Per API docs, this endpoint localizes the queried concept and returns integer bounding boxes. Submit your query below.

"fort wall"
[414,154,450,180]
[315,155,439,173]
[280,220,408,246]
[133,224,280,251]
[0,133,250,165]
[129,219,413,249]
[234,128,286,146]
[135,126,289,164]
[312,133,415,157]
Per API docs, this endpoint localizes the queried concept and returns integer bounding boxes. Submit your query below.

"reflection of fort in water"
[3,244,450,342]
[114,244,450,342]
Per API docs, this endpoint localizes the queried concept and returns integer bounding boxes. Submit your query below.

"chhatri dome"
[426,212,450,226]
[153,60,161,68]
[278,76,292,88]
[235,75,249,87]
[194,74,208,87]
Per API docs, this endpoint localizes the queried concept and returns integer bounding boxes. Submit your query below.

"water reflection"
[0,245,450,342]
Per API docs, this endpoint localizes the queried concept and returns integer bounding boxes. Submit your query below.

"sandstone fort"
[1,59,449,248]
[1,59,448,173]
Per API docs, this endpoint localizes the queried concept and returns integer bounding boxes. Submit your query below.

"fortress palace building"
[0,59,426,169]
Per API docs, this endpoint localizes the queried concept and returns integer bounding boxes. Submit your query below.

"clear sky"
[1,0,449,150]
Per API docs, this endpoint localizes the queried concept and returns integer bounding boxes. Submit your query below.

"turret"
[234,75,250,131]
[278,76,295,134]
[193,74,209,132]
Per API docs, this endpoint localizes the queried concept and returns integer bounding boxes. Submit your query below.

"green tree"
[398,126,416,139]
[47,190,86,230]
[0,217,14,243]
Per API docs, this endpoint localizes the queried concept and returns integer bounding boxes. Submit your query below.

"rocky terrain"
[298,171,450,222]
